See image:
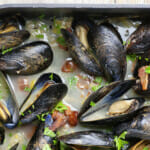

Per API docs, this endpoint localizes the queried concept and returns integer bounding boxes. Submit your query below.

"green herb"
[0,96,2,100]
[42,144,52,150]
[143,147,149,150]
[28,110,32,114]
[17,121,22,127]
[56,131,60,136]
[128,40,130,45]
[60,141,69,150]
[8,133,12,137]
[53,140,57,145]
[2,48,13,55]
[32,105,35,109]
[38,14,45,20]
[44,58,48,62]
[53,101,68,113]
[145,58,149,61]
[49,73,54,80]
[145,66,150,74]
[94,77,102,84]
[41,24,48,30]
[138,56,142,60]
[21,112,24,116]
[44,127,56,137]
[24,87,31,92]
[69,76,78,87]
[123,41,126,46]
[126,54,137,62]
[22,144,27,150]
[56,36,66,46]
[36,34,44,39]
[53,16,61,34]
[37,112,49,121]
[114,131,128,150]
[8,144,11,149]
[90,101,96,107]
[91,85,101,92]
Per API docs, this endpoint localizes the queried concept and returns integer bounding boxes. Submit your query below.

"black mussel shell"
[0,127,4,145]
[87,22,126,81]
[125,23,150,54]
[27,114,58,150]
[80,80,137,125]
[19,73,68,124]
[59,130,115,149]
[0,41,53,75]
[130,140,150,150]
[0,30,30,51]
[115,106,150,140]
[9,143,19,150]
[61,28,103,76]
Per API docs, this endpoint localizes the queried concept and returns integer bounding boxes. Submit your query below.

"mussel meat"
[19,73,68,124]
[59,130,115,149]
[79,80,141,125]
[125,22,150,54]
[0,72,19,128]
[115,106,150,140]
[27,114,58,150]
[0,41,53,75]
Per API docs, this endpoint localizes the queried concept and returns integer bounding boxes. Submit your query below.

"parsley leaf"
[49,73,54,80]
[114,131,128,150]
[53,101,68,113]
[22,144,27,150]
[145,66,150,74]
[36,112,49,122]
[2,48,13,55]
[24,87,31,92]
[123,41,126,46]
[94,77,102,84]
[91,84,101,92]
[53,16,61,34]
[42,144,52,150]
[90,101,96,107]
[68,76,78,87]
[126,54,137,62]
[36,34,44,39]
[38,14,45,20]
[44,127,56,138]
[143,147,149,150]
[56,36,66,46]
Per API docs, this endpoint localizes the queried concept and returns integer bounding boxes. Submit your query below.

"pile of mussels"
[0,14,150,150]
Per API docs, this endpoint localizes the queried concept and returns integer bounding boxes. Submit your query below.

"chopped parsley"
[145,58,149,62]
[24,87,31,92]
[21,112,24,116]
[68,76,78,87]
[36,34,44,39]
[138,56,142,60]
[53,101,68,113]
[56,36,66,46]
[53,16,61,34]
[123,41,126,46]
[32,105,35,109]
[37,112,49,122]
[91,84,101,92]
[143,147,149,150]
[53,140,57,145]
[22,144,27,150]
[2,48,13,55]
[114,131,128,150]
[94,77,102,84]
[42,144,51,150]
[145,66,150,74]
[90,101,96,107]
[38,14,45,20]
[49,73,54,80]
[126,54,137,62]
[44,127,56,138]
[44,58,48,62]
[28,110,32,114]
[8,133,12,137]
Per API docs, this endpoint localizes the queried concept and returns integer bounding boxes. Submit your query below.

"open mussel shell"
[19,73,68,124]
[27,114,58,150]
[0,14,25,34]
[61,28,103,76]
[115,106,150,140]
[0,72,19,128]
[87,22,126,81]
[0,41,53,75]
[80,80,136,125]
[133,51,150,96]
[0,127,4,145]
[125,22,150,54]
[130,140,150,150]
[59,130,115,149]
[0,30,30,51]
[9,143,19,150]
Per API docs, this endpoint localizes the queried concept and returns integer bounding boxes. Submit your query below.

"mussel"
[0,72,19,128]
[19,73,68,124]
[0,14,25,34]
[79,80,143,125]
[0,127,4,145]
[0,30,30,51]
[87,22,126,81]
[27,114,58,150]
[9,143,19,150]
[125,22,150,54]
[0,41,53,75]
[115,106,150,140]
[59,130,115,149]
[130,140,150,150]
[133,51,150,96]
[61,28,103,76]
